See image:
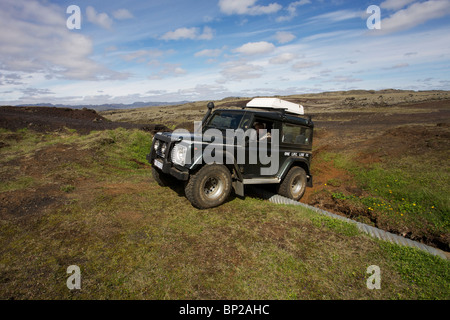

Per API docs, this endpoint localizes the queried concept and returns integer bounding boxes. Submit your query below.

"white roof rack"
[246,98,304,115]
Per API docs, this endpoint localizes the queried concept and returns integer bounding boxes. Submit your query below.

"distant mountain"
[14,101,192,111]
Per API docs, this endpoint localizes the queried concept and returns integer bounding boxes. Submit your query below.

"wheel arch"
[279,158,311,184]
[188,150,243,181]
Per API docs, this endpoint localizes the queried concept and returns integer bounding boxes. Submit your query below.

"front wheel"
[277,166,307,201]
[185,164,232,209]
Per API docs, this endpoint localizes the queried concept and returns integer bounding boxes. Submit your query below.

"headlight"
[171,144,187,166]
[154,140,160,151]
[160,143,167,155]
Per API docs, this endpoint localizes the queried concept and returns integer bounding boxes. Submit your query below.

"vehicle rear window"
[282,123,312,145]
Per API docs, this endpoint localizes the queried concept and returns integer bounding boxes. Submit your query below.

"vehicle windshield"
[204,112,247,131]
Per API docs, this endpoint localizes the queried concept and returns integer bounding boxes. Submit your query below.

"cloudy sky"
[1,0,450,105]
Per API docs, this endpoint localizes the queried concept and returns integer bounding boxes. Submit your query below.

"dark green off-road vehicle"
[147,98,314,209]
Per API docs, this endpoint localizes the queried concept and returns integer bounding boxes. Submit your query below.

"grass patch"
[76,128,152,171]
[321,151,449,249]
[310,213,360,237]
[379,242,450,299]
[0,128,448,300]
[0,176,35,192]
[60,184,75,193]
[326,178,342,187]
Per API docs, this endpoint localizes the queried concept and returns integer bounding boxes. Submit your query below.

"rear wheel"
[277,166,307,201]
[185,164,232,209]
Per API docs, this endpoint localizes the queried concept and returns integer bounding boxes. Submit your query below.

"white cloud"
[148,63,187,80]
[0,72,23,86]
[380,0,416,11]
[234,41,276,55]
[269,53,297,64]
[113,9,134,20]
[219,60,263,82]
[219,0,282,16]
[174,67,187,75]
[178,84,230,98]
[198,26,214,40]
[274,31,296,44]
[162,27,197,40]
[195,49,223,57]
[146,89,168,95]
[327,75,362,83]
[121,49,168,64]
[383,63,410,69]
[86,6,113,30]
[161,26,214,40]
[309,9,363,23]
[302,30,352,42]
[20,87,54,98]
[292,61,322,70]
[276,0,311,22]
[378,0,450,34]
[0,0,123,81]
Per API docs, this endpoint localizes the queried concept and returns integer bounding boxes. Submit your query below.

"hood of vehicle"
[156,131,228,144]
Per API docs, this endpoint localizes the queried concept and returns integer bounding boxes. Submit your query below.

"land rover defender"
[147,98,314,209]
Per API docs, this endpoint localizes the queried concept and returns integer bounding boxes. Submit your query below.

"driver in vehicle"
[253,122,271,141]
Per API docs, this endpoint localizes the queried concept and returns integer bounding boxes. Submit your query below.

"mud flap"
[233,180,244,197]
[307,175,313,187]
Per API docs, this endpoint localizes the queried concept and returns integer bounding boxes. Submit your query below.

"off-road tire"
[152,167,175,187]
[185,164,232,209]
[277,166,307,201]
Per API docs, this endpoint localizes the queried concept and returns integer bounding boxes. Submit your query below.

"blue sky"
[1,0,450,105]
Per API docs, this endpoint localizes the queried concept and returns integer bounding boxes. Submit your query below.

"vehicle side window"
[251,118,274,142]
[282,123,311,145]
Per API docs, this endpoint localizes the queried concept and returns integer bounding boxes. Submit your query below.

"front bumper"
[147,154,189,181]
[147,133,190,182]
